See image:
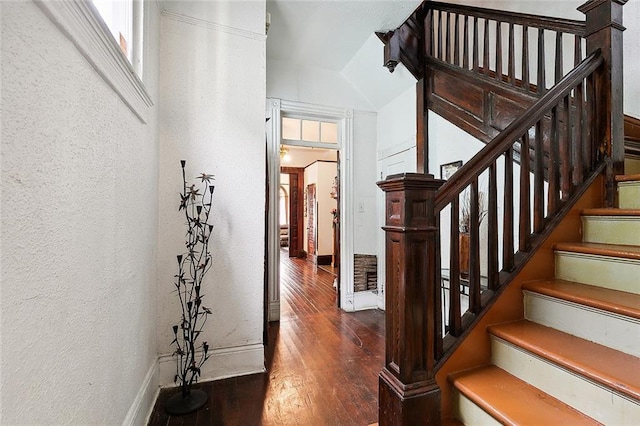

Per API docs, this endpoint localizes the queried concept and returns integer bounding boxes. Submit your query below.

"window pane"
[282,117,300,140]
[320,122,338,143]
[92,0,133,61]
[302,120,320,142]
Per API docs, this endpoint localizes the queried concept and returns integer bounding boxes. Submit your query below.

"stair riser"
[582,216,640,246]
[555,251,640,294]
[524,291,640,357]
[491,337,640,425]
[619,182,640,209]
[452,389,501,426]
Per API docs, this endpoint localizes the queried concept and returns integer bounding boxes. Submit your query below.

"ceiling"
[266,0,422,71]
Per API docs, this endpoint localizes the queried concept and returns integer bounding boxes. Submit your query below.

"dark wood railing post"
[579,0,627,206]
[377,173,445,426]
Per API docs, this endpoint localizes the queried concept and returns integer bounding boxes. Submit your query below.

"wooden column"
[377,173,444,426]
[579,0,627,206]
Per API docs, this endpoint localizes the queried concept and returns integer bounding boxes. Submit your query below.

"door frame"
[266,98,355,321]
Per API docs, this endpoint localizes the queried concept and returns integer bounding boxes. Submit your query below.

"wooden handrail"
[427,1,586,36]
[434,49,603,212]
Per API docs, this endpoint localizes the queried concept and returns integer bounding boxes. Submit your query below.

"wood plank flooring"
[147,249,385,425]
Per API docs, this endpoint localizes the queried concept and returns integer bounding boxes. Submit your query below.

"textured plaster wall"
[1,1,160,423]
[157,2,266,383]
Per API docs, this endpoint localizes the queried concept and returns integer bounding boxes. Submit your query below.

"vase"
[459,232,470,279]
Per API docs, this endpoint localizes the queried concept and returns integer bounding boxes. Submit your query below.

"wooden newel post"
[377,173,445,426]
[579,0,627,206]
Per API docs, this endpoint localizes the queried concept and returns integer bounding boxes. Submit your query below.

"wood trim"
[624,115,640,157]
[281,167,305,258]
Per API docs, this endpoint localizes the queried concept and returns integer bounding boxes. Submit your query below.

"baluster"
[488,163,499,290]
[503,147,514,270]
[428,8,435,57]
[446,12,452,63]
[483,19,490,75]
[555,32,564,84]
[508,23,515,86]
[574,35,583,67]
[449,197,461,335]
[438,10,443,60]
[549,105,561,213]
[522,25,530,91]
[537,28,546,94]
[533,120,545,231]
[469,179,481,314]
[586,73,596,170]
[574,82,584,184]
[495,21,502,81]
[473,16,479,72]
[454,13,460,66]
[463,15,470,69]
[560,94,571,199]
[519,134,531,251]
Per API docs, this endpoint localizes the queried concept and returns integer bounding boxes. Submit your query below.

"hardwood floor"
[148,249,385,425]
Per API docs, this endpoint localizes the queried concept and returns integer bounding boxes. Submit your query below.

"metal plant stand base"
[164,389,208,415]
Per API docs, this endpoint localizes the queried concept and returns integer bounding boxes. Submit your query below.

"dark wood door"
[282,167,304,258]
[307,184,316,257]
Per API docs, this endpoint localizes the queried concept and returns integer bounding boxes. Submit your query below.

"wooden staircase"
[449,175,640,424]
[375,1,633,424]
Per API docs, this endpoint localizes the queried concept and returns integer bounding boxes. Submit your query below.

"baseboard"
[353,290,380,311]
[158,343,265,387]
[316,255,333,265]
[123,359,159,426]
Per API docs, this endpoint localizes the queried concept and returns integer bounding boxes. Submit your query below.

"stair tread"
[450,365,600,425]
[488,320,640,401]
[616,174,640,183]
[554,242,640,260]
[522,279,640,320]
[582,208,640,216]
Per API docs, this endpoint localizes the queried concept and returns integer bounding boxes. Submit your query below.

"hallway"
[148,251,385,425]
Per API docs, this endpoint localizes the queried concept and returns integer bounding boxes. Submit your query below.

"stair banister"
[376,1,626,424]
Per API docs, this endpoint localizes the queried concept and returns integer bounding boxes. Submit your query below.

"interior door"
[307,184,316,258]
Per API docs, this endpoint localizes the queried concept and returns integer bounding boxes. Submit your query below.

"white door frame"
[266,98,355,320]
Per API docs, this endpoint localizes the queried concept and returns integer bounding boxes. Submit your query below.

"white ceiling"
[266,0,422,71]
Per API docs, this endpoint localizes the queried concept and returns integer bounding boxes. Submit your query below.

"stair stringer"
[435,174,605,419]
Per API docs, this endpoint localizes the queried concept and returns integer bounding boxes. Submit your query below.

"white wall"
[1,0,161,423]
[267,59,374,111]
[157,1,266,385]
[304,161,338,256]
[353,111,379,254]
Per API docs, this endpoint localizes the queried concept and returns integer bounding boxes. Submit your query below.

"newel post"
[377,173,445,426]
[579,0,627,206]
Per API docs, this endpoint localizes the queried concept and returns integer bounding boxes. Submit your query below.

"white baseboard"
[122,359,159,426]
[158,343,265,387]
[353,290,380,311]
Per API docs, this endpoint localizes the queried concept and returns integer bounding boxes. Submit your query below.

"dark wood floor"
[148,249,385,425]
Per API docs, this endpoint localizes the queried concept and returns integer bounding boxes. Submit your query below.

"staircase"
[449,176,640,424]
[375,1,633,424]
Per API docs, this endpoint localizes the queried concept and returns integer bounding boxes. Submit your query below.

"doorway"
[266,99,354,321]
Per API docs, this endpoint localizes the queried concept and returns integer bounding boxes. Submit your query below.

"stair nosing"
[554,242,640,261]
[522,279,640,321]
[488,320,640,401]
[582,208,640,217]
[450,365,601,425]
[616,174,640,183]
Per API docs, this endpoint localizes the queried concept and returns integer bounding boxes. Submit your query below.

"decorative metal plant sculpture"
[164,160,215,415]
